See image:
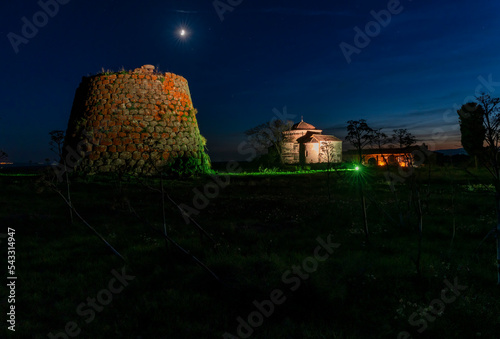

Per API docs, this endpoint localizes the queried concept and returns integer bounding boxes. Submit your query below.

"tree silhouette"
[245,119,293,165]
[457,102,486,168]
[346,120,374,245]
[392,129,417,166]
[0,117,7,162]
[457,93,500,284]
[319,142,338,202]
[370,129,392,166]
[345,119,374,164]
[392,128,417,149]
[49,130,65,162]
[49,130,73,224]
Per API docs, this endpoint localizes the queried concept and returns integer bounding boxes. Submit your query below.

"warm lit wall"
[64,65,210,175]
[282,139,342,164]
[365,153,410,167]
[319,142,342,163]
[305,143,319,163]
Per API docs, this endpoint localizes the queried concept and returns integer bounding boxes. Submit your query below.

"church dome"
[291,120,317,130]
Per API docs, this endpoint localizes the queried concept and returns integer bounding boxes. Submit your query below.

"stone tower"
[64,65,210,175]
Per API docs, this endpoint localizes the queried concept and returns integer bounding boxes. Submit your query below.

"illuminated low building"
[282,120,342,164]
[343,144,430,167]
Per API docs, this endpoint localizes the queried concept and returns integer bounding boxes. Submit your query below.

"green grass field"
[1,165,499,338]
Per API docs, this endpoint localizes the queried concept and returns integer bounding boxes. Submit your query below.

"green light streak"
[0,173,40,177]
[215,169,356,177]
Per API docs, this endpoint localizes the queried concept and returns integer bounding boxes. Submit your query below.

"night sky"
[2,0,500,163]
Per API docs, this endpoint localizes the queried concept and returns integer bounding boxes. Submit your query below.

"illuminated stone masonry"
[282,120,342,164]
[64,65,210,175]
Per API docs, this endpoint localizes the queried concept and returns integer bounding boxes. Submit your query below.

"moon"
[174,25,190,43]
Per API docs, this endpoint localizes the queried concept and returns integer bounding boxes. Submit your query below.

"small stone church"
[282,119,342,164]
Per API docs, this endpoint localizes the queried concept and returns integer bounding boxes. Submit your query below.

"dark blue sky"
[2,0,500,162]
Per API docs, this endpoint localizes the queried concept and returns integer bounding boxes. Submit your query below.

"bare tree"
[475,94,500,178]
[319,142,337,203]
[49,130,65,162]
[346,119,374,164]
[245,119,293,165]
[392,128,417,148]
[49,130,73,224]
[346,120,373,245]
[370,129,392,166]
[0,150,7,162]
[392,128,417,166]
[319,142,337,165]
[0,116,7,163]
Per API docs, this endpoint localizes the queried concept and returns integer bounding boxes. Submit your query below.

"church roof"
[296,132,342,143]
[311,134,342,142]
[291,120,317,130]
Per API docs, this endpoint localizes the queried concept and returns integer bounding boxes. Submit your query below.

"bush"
[161,156,211,178]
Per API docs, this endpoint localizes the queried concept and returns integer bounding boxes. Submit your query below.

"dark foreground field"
[1,165,500,338]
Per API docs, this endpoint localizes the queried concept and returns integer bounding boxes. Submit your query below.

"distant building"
[343,144,430,167]
[282,119,342,164]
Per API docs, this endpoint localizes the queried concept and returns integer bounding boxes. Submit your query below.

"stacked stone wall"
[64,65,210,175]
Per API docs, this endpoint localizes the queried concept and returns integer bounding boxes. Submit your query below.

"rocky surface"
[64,65,210,175]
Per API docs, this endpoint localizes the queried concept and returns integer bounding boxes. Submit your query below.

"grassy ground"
[1,165,500,338]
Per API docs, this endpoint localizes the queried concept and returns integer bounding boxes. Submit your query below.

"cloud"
[405,107,449,118]
[255,7,353,17]
[323,118,461,146]
[170,9,199,14]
